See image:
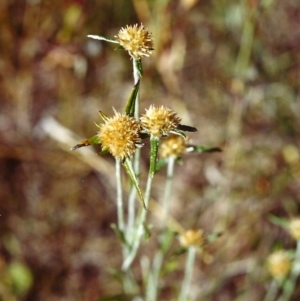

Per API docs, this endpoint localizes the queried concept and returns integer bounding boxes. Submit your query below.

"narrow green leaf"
[99,111,109,122]
[110,223,127,245]
[172,247,187,257]
[161,259,180,275]
[143,223,152,240]
[192,146,222,153]
[171,129,186,139]
[155,158,168,172]
[268,215,289,229]
[114,45,125,51]
[99,149,109,156]
[206,232,223,243]
[177,124,197,132]
[124,80,140,116]
[150,137,159,177]
[70,135,101,151]
[8,261,33,295]
[123,158,146,209]
[159,230,175,254]
[135,59,143,77]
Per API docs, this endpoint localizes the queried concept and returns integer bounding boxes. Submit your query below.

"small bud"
[140,105,181,138]
[288,218,300,240]
[267,250,292,279]
[159,134,187,158]
[179,229,206,248]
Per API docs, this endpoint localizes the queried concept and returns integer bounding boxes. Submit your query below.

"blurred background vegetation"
[0,0,299,300]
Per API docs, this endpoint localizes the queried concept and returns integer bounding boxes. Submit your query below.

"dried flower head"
[140,105,181,138]
[159,134,187,158]
[267,250,291,279]
[288,218,300,240]
[179,229,206,248]
[98,112,142,160]
[115,24,153,59]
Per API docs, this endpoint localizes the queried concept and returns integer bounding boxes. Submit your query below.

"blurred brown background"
[0,0,300,300]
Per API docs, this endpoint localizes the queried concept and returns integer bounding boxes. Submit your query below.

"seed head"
[179,229,206,248]
[288,218,300,240]
[115,24,153,59]
[159,134,187,158]
[98,112,142,160]
[267,250,291,279]
[140,105,181,138]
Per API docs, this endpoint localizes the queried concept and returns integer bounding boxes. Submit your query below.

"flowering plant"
[72,24,221,301]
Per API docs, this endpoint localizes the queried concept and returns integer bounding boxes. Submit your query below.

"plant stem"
[178,246,197,301]
[263,279,279,301]
[146,249,163,301]
[122,173,153,271]
[161,156,176,228]
[126,58,141,234]
[146,156,176,301]
[277,240,300,301]
[116,158,125,232]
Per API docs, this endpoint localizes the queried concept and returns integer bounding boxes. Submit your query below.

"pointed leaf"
[134,59,143,77]
[268,215,289,229]
[172,247,187,257]
[149,137,159,177]
[70,135,101,151]
[124,80,140,116]
[206,232,222,243]
[177,124,197,132]
[143,223,152,240]
[176,157,184,165]
[170,129,186,139]
[192,146,222,153]
[114,45,125,51]
[161,259,180,275]
[123,158,146,210]
[155,158,168,172]
[87,35,118,44]
[110,223,127,245]
[159,230,175,254]
[99,111,109,122]
[99,149,109,156]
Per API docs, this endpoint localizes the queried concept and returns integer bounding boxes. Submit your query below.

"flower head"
[179,229,206,248]
[98,112,142,160]
[267,250,292,279]
[140,105,181,138]
[288,218,300,240]
[159,134,187,158]
[115,24,153,60]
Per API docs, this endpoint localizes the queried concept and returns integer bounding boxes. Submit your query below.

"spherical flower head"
[159,134,187,158]
[179,229,206,248]
[140,105,181,138]
[115,24,153,60]
[267,250,291,279]
[98,112,142,160]
[288,218,300,240]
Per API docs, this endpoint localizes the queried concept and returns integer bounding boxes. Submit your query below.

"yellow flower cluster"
[99,113,141,160]
[115,24,154,60]
[267,250,291,279]
[288,218,300,240]
[140,105,181,138]
[159,134,187,158]
[179,229,206,248]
